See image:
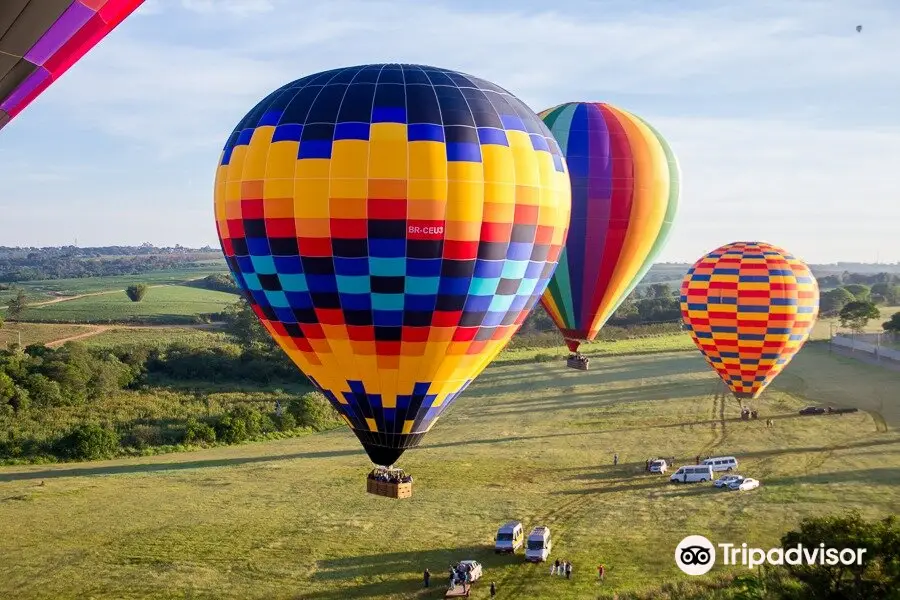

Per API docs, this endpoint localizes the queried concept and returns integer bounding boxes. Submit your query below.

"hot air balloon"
[0,0,144,131]
[214,64,571,476]
[680,241,819,401]
[537,102,680,367]
[856,25,862,32]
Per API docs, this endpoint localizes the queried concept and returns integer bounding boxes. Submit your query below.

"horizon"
[1,1,899,263]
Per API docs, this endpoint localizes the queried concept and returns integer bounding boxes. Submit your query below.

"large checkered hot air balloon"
[680,241,820,400]
[0,0,145,131]
[537,102,680,359]
[214,64,571,468]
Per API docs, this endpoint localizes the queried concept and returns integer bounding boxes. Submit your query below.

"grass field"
[0,266,228,304]
[1,344,897,599]
[0,322,98,347]
[15,285,238,325]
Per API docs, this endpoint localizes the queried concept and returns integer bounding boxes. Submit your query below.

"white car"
[729,478,760,491]
[455,560,483,582]
[649,459,668,474]
[715,474,744,488]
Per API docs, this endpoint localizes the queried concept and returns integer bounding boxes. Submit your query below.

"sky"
[0,0,898,264]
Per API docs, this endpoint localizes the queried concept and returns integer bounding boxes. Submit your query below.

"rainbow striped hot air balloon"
[538,102,680,354]
[680,242,820,400]
[214,64,571,467]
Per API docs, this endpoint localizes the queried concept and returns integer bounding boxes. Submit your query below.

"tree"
[883,312,900,334]
[5,289,28,321]
[125,283,149,302]
[647,282,672,299]
[820,287,855,317]
[841,284,871,302]
[778,511,900,599]
[221,299,273,348]
[839,301,880,333]
[871,283,900,306]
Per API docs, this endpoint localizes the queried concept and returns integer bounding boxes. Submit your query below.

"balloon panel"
[538,102,680,350]
[214,64,571,465]
[680,241,819,400]
[0,0,144,131]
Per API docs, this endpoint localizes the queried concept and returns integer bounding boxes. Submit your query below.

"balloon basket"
[566,354,589,371]
[366,466,413,499]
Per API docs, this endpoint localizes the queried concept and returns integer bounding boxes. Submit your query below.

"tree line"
[0,339,339,462]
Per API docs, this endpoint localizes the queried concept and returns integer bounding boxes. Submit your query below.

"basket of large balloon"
[566,354,589,371]
[367,466,412,499]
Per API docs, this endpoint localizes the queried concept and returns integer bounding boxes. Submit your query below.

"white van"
[525,526,552,562]
[702,456,738,472]
[495,521,524,553]
[670,465,714,483]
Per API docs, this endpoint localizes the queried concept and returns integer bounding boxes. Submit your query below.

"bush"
[57,423,120,460]
[215,414,248,444]
[288,392,342,431]
[533,352,556,363]
[125,284,149,302]
[274,412,297,431]
[124,424,163,450]
[184,418,216,445]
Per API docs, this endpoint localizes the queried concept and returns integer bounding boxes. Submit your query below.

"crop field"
[0,266,229,304]
[1,343,897,599]
[14,285,238,325]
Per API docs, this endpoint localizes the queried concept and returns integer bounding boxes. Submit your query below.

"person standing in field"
[566,562,572,579]
[490,581,496,597]
[423,569,430,588]
[613,453,619,466]
[598,564,605,580]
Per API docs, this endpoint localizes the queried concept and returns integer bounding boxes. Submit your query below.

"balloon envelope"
[538,102,680,353]
[680,241,819,399]
[214,64,571,465]
[0,0,145,131]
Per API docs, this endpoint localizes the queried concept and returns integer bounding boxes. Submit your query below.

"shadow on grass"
[302,545,512,599]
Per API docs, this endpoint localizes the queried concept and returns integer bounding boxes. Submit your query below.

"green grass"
[81,326,230,349]
[1,343,898,599]
[0,322,98,347]
[0,266,229,304]
[16,285,238,325]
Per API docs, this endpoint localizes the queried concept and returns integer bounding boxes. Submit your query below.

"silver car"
[714,474,743,488]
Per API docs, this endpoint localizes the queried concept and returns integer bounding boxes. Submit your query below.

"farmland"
[0,342,897,599]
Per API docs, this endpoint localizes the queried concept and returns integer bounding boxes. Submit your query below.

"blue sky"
[0,0,898,264]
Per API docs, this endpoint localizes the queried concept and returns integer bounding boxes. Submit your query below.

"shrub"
[274,412,297,431]
[288,392,341,431]
[57,423,120,460]
[214,414,248,444]
[184,418,216,445]
[125,284,149,302]
[124,424,163,450]
[533,352,556,363]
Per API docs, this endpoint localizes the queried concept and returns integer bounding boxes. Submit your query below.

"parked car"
[494,521,524,554]
[702,456,738,472]
[525,526,553,562]
[714,474,744,488]
[455,560,482,582]
[649,459,668,474]
[669,465,714,483]
[799,406,826,415]
[730,478,760,491]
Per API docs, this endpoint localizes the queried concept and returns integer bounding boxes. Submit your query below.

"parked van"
[670,465,714,483]
[525,526,552,562]
[495,521,525,553]
[702,456,738,472]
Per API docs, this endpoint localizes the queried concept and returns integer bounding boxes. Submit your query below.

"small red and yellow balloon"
[680,241,819,399]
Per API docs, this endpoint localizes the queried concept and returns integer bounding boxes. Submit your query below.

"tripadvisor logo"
[674,535,867,575]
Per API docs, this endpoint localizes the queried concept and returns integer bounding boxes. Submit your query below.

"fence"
[831,332,900,362]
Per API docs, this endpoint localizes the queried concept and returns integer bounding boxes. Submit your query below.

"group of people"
[448,563,475,587]
[367,468,412,484]
[549,559,573,579]
[567,354,589,367]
